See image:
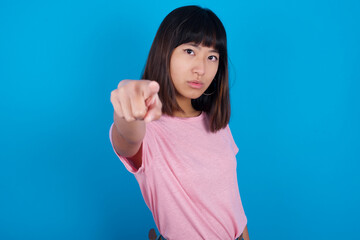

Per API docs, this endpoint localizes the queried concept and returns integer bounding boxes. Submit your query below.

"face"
[169,42,220,101]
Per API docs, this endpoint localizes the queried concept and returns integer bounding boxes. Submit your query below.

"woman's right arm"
[110,80,162,167]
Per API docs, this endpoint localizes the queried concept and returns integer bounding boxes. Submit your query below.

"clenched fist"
[110,80,162,122]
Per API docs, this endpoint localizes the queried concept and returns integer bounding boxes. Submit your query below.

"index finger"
[142,81,160,100]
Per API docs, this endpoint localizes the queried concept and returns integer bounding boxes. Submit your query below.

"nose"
[193,58,205,77]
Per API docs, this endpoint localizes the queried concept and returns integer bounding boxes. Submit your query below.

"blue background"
[1,0,359,239]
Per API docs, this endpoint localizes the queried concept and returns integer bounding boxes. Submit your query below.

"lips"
[187,80,204,89]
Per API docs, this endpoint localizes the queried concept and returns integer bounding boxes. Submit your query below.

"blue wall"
[1,0,359,239]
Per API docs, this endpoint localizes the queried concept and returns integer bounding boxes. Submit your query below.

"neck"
[174,95,201,118]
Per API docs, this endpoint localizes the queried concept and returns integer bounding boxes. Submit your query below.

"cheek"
[169,64,179,82]
[170,55,179,74]
[209,64,219,79]
[169,60,177,81]
[170,58,186,80]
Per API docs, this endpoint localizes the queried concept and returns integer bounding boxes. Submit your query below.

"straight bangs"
[172,8,227,57]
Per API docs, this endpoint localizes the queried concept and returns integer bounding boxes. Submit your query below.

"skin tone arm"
[242,225,250,240]
[110,80,162,168]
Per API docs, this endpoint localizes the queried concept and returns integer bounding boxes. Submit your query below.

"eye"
[208,55,218,62]
[184,49,195,55]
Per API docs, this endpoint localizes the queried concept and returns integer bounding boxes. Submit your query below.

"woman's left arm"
[242,225,250,240]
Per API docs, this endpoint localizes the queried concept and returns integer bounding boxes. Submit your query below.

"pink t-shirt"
[109,112,247,239]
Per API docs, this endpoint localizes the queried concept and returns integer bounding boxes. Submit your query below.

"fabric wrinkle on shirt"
[110,112,247,240]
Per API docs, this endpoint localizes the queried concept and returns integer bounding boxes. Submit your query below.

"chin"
[189,93,204,100]
[177,89,204,100]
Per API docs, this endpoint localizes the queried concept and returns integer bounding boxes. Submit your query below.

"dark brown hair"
[142,5,230,132]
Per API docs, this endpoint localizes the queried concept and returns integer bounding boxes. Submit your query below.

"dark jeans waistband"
[158,234,243,240]
[148,228,244,240]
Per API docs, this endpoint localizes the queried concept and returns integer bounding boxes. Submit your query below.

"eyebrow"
[186,43,219,54]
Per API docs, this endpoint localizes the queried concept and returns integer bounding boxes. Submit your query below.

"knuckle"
[124,115,135,122]
[114,110,124,118]
[132,81,142,91]
[118,86,126,95]
[119,82,142,97]
[133,109,146,119]
[110,90,117,101]
[117,79,129,88]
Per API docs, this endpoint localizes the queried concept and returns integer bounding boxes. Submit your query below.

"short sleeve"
[226,125,239,155]
[109,123,144,174]
[109,123,159,174]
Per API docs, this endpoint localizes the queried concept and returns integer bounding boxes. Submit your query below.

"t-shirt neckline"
[162,111,205,122]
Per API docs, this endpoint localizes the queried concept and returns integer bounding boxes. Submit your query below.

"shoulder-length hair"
[142,5,230,132]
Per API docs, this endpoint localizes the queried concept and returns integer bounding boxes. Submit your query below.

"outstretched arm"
[110,80,162,167]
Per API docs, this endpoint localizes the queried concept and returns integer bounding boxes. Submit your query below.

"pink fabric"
[109,112,247,240]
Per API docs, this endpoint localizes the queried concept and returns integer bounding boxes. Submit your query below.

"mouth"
[187,80,204,89]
